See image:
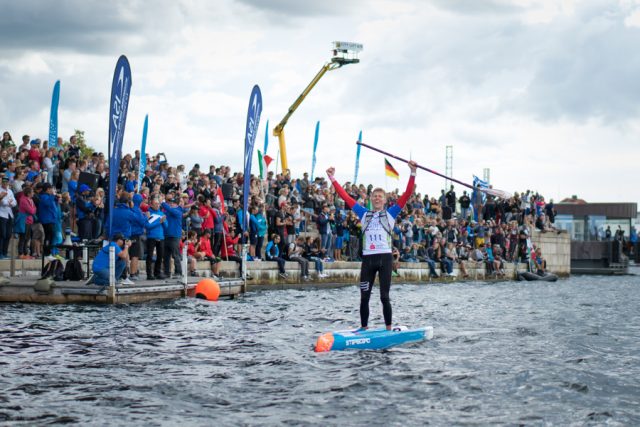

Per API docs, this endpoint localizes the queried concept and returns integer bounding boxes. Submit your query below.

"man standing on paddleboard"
[326,160,417,330]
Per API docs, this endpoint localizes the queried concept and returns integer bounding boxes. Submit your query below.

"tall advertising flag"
[108,55,132,237]
[243,85,263,236]
[311,121,320,180]
[263,119,269,155]
[48,80,60,148]
[354,130,362,184]
[137,114,148,192]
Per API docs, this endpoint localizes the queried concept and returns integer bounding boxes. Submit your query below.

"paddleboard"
[315,326,434,352]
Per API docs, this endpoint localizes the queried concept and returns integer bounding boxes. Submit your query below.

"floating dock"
[0,277,243,304]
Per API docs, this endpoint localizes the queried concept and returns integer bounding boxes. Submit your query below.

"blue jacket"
[265,240,280,259]
[145,208,167,240]
[161,202,185,238]
[250,213,267,237]
[75,195,95,221]
[37,193,57,224]
[236,208,244,232]
[130,194,146,237]
[68,181,78,203]
[109,203,142,239]
[125,180,136,193]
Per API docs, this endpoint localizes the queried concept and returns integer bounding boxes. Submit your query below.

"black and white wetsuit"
[329,173,415,328]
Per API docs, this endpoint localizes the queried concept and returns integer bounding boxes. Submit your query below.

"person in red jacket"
[220,218,252,280]
[198,195,214,235]
[195,229,221,279]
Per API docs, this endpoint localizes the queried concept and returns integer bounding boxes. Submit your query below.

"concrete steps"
[0,258,534,286]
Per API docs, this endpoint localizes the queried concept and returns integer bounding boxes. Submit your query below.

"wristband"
[410,172,416,177]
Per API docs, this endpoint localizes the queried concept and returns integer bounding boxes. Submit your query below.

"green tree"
[61,129,97,159]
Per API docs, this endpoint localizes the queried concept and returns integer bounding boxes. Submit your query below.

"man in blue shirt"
[90,233,132,286]
[161,191,187,278]
[145,197,167,280]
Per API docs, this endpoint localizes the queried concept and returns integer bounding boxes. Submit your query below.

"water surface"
[1,276,639,426]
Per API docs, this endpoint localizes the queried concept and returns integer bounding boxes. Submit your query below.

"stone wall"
[531,229,571,275]
[0,229,571,286]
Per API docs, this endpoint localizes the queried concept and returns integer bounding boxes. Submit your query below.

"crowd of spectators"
[0,129,558,282]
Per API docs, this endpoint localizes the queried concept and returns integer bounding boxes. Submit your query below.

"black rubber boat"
[517,271,558,282]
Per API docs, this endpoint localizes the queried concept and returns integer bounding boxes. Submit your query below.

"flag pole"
[359,141,511,199]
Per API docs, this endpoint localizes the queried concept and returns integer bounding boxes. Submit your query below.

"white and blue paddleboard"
[315,326,434,352]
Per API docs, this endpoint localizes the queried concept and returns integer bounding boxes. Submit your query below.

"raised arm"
[395,161,417,209]
[326,166,356,209]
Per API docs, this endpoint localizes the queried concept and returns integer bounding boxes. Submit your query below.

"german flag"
[384,158,399,179]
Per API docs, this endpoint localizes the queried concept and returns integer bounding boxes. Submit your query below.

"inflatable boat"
[517,271,558,282]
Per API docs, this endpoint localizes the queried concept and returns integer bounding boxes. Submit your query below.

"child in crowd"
[265,234,287,279]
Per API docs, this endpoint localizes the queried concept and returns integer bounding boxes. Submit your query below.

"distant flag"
[48,80,60,148]
[384,158,399,180]
[257,149,266,179]
[311,121,320,180]
[257,150,274,180]
[216,186,226,215]
[473,175,489,204]
[263,119,269,154]
[354,130,362,184]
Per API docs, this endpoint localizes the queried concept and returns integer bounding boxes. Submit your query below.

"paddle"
[356,141,512,199]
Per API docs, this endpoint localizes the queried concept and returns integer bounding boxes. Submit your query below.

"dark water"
[1,276,640,426]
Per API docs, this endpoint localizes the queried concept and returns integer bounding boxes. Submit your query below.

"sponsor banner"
[311,121,320,180]
[48,80,60,148]
[242,85,262,235]
[108,55,132,236]
[137,114,148,192]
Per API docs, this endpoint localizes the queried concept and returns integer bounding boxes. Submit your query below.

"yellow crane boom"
[273,42,362,172]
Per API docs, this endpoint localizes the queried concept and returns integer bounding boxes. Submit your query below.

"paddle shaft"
[356,141,476,191]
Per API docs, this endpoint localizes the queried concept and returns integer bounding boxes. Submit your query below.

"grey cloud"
[235,0,361,18]
[517,4,640,122]
[341,0,640,132]
[0,0,194,54]
[429,0,522,16]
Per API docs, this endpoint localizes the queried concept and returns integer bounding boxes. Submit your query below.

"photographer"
[75,184,95,240]
[89,233,132,286]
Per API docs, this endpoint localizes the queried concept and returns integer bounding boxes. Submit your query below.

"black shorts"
[249,233,257,245]
[130,235,142,258]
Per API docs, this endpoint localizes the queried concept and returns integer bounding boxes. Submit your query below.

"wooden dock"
[0,276,243,304]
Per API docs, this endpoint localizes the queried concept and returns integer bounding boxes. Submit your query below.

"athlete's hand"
[326,167,335,177]
[408,160,418,173]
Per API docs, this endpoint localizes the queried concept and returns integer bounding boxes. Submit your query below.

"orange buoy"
[195,278,220,301]
[314,332,335,352]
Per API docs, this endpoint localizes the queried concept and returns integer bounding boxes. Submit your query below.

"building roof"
[556,202,638,219]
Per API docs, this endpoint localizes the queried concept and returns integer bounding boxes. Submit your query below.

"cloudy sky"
[1,0,639,203]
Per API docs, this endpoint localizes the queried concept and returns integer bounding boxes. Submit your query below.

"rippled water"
[2,275,640,426]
